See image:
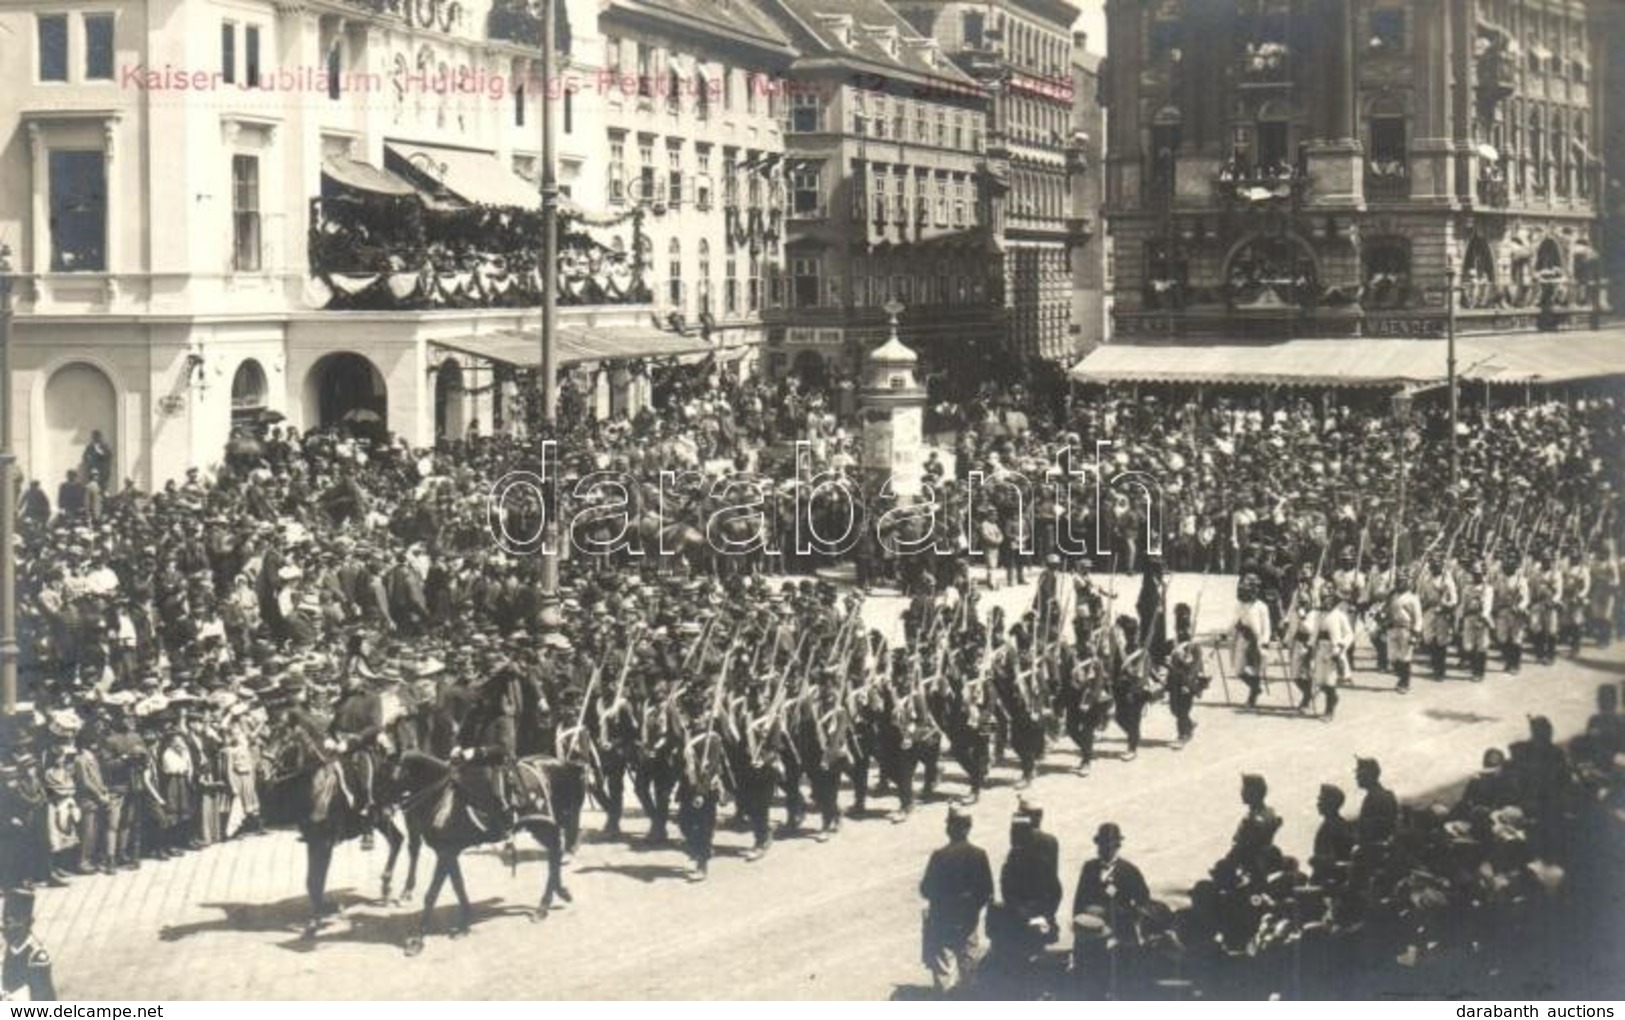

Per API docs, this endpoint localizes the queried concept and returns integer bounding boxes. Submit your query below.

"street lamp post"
[535,0,562,629]
[1391,387,1413,571]
[1444,241,1459,492]
[0,244,16,716]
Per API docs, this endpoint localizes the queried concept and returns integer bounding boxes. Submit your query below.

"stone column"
[1410,0,1454,204]
[1304,0,1363,208]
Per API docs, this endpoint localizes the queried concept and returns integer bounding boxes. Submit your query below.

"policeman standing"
[919,805,994,995]
[1,891,55,1001]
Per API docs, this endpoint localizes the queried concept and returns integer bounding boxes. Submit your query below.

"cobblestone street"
[27,575,1624,999]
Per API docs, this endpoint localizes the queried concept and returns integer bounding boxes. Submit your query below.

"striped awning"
[433,324,718,368]
[1070,331,1625,388]
[321,155,417,197]
[385,141,541,210]
[1069,339,1444,388]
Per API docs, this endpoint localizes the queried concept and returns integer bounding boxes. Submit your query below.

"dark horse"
[256,711,421,937]
[391,751,586,955]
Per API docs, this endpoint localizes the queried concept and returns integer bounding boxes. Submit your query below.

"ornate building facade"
[756,0,997,385]
[0,0,789,488]
[1103,0,1607,345]
[893,0,1086,361]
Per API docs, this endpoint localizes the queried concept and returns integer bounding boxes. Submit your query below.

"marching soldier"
[1061,623,1112,776]
[1386,572,1424,693]
[1589,542,1619,648]
[676,698,723,881]
[1164,603,1207,746]
[1459,563,1495,682]
[1365,553,1396,673]
[1416,555,1459,680]
[1331,545,1367,668]
[1527,553,1564,666]
[1561,548,1591,655]
[1233,574,1272,709]
[1489,552,1531,675]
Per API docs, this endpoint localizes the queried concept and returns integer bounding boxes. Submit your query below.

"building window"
[638,140,655,203]
[953,112,964,149]
[723,152,739,206]
[892,171,906,223]
[221,22,236,84]
[327,39,343,99]
[791,91,820,132]
[872,167,888,223]
[725,246,739,314]
[697,239,712,313]
[636,43,652,98]
[792,255,820,308]
[852,257,869,307]
[852,91,867,135]
[695,67,710,120]
[514,83,526,126]
[563,87,574,133]
[935,174,948,225]
[1368,8,1404,53]
[608,137,626,202]
[963,10,984,47]
[851,161,866,220]
[953,177,967,226]
[668,62,682,115]
[245,25,261,87]
[722,66,734,109]
[38,14,68,82]
[49,150,107,271]
[748,252,761,311]
[745,73,758,115]
[873,96,888,139]
[231,154,261,272]
[792,165,821,216]
[668,238,683,308]
[84,14,115,81]
[668,145,683,205]
[935,109,947,147]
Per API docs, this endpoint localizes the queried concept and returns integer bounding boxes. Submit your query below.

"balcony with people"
[306,151,651,312]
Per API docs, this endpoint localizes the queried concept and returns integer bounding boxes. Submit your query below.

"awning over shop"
[1068,339,1446,388]
[321,155,417,197]
[1456,330,1625,384]
[433,324,718,368]
[1070,332,1625,388]
[385,141,541,209]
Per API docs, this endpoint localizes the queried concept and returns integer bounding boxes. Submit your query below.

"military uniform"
[1458,568,1494,680]
[1527,557,1564,665]
[1489,558,1530,674]
[2,891,55,1002]
[1386,581,1424,692]
[1232,583,1272,709]
[1415,563,1458,679]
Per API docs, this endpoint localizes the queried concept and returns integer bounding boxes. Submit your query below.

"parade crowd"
[2,358,1622,999]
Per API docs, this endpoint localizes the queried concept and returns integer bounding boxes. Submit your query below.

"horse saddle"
[513,758,556,824]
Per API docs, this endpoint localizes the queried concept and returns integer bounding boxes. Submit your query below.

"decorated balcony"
[1213,163,1309,208]
[1239,41,1290,84]
[1365,159,1409,201]
[306,197,652,311]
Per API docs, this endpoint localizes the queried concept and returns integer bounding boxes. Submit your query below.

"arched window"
[1225,233,1317,308]
[231,359,269,422]
[1363,237,1411,308]
[1256,101,1291,171]
[1461,235,1497,308]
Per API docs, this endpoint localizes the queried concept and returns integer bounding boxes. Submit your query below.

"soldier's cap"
[947,804,974,828]
[3,887,36,927]
[1094,822,1124,846]
[1016,796,1043,823]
